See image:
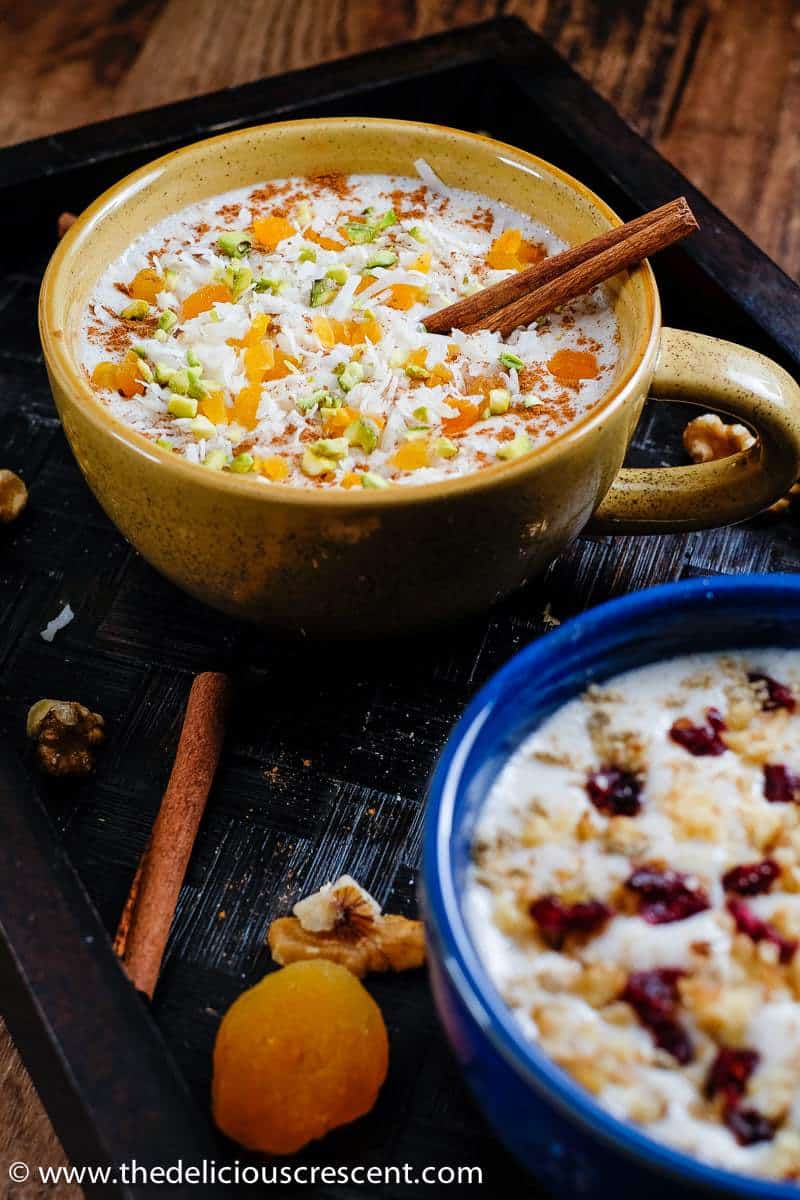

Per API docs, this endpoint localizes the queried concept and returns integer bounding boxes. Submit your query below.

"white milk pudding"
[467,651,800,1181]
[80,164,619,488]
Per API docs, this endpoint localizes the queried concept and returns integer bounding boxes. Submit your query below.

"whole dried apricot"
[212,960,388,1154]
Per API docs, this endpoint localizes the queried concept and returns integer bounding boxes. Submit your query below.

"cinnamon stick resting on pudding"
[423,197,698,338]
[115,671,231,998]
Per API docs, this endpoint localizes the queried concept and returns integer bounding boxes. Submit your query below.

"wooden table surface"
[2,0,799,1193]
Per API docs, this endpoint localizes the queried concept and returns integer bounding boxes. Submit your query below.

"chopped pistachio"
[497,433,533,461]
[167,395,198,419]
[489,388,511,415]
[345,417,379,454]
[301,448,338,477]
[121,299,149,320]
[157,309,178,334]
[298,246,317,263]
[230,265,253,299]
[132,344,148,358]
[154,362,172,386]
[404,363,430,381]
[296,388,331,414]
[499,351,525,370]
[203,448,228,470]
[186,368,207,400]
[155,437,174,452]
[325,265,349,284]
[229,452,255,474]
[361,471,389,489]
[254,277,285,295]
[376,209,397,230]
[189,414,216,439]
[366,249,397,269]
[167,369,190,395]
[217,230,252,258]
[338,361,365,393]
[408,225,426,242]
[523,396,542,408]
[136,358,154,383]
[412,405,429,424]
[434,436,458,459]
[309,437,348,461]
[310,277,339,307]
[154,329,169,343]
[209,310,221,323]
[186,349,202,369]
[342,220,376,244]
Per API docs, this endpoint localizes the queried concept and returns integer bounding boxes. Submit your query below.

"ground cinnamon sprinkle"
[308,172,352,200]
[217,203,241,222]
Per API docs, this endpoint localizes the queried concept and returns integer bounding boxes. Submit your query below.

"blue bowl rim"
[423,573,800,1197]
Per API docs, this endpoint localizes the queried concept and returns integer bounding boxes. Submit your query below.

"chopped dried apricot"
[212,960,388,1154]
[262,349,300,382]
[441,398,481,437]
[181,283,233,320]
[257,456,289,482]
[383,283,426,311]
[199,390,228,425]
[232,385,261,430]
[355,273,376,295]
[252,216,296,250]
[487,228,544,270]
[129,268,164,304]
[91,361,118,391]
[116,350,146,398]
[391,440,429,471]
[305,228,346,251]
[547,348,599,387]
[244,341,275,384]
[228,313,271,349]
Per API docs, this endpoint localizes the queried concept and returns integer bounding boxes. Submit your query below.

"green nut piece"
[301,448,338,477]
[189,414,216,439]
[404,363,430,381]
[186,349,202,369]
[310,278,340,307]
[309,437,348,461]
[167,395,198,419]
[230,266,253,300]
[342,220,376,244]
[186,368,207,400]
[202,448,228,470]
[298,247,317,263]
[496,433,533,461]
[489,388,511,415]
[296,388,330,414]
[376,209,397,230]
[157,309,178,334]
[217,231,252,258]
[338,361,365,393]
[229,452,255,474]
[433,436,458,459]
[325,265,349,284]
[135,358,154,383]
[155,437,174,452]
[121,299,150,320]
[499,351,525,370]
[412,405,429,424]
[153,362,172,385]
[360,471,389,489]
[366,249,397,269]
[345,417,379,454]
[408,225,426,242]
[167,369,190,395]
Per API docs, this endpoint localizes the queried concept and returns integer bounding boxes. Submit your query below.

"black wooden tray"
[2,16,799,1200]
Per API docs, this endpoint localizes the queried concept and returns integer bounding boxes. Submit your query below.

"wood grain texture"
[1,3,799,1194]
[0,1,798,275]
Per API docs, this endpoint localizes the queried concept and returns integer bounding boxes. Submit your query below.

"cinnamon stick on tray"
[115,671,232,999]
[423,197,698,338]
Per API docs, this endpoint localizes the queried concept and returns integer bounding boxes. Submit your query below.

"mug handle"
[587,327,800,533]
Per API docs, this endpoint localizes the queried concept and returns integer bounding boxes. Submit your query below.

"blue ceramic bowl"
[423,574,800,1199]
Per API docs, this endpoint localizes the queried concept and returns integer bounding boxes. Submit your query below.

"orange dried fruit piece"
[487,228,545,270]
[268,876,425,977]
[129,268,164,304]
[181,283,233,320]
[199,390,228,425]
[116,350,146,398]
[305,228,346,251]
[91,361,118,391]
[257,455,289,482]
[391,440,429,472]
[212,960,388,1154]
[244,341,275,384]
[252,215,296,250]
[547,348,599,387]
[383,283,426,311]
[441,398,481,437]
[232,385,261,430]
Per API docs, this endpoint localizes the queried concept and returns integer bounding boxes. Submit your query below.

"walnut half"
[268,875,425,978]
[26,699,105,776]
[682,413,755,464]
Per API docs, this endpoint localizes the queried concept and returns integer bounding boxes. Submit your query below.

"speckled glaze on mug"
[39,119,800,636]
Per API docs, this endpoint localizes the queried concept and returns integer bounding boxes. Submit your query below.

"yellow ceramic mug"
[39,119,800,636]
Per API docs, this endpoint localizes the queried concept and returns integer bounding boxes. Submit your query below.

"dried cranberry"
[764,764,800,804]
[722,859,780,896]
[748,671,796,713]
[622,968,693,1064]
[626,866,710,924]
[724,1106,776,1147]
[586,766,642,816]
[530,895,611,948]
[727,897,798,963]
[669,708,727,756]
[706,1047,760,1103]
